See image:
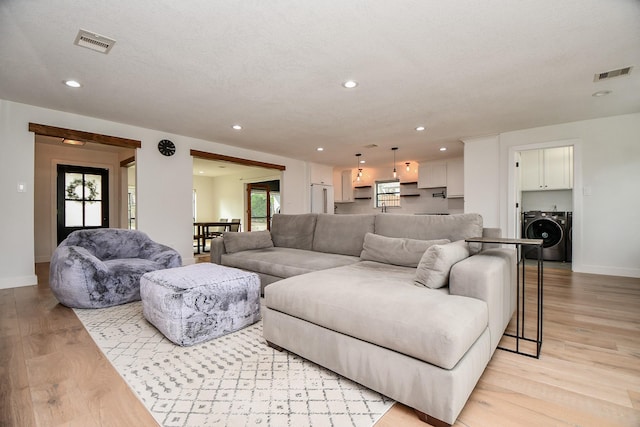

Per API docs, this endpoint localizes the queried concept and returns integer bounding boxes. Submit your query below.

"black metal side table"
[465,237,544,358]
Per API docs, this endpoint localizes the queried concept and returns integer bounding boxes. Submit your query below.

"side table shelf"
[465,237,544,358]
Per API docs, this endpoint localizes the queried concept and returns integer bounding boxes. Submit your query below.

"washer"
[522,211,567,261]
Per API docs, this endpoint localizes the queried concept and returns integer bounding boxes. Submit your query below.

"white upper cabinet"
[520,146,573,191]
[338,169,354,202]
[417,161,447,188]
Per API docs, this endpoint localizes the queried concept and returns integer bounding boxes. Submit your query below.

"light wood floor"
[1,263,639,426]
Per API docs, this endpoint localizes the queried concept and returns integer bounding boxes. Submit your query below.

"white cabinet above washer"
[520,147,573,191]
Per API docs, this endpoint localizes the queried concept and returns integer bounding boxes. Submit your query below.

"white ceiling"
[2,1,639,169]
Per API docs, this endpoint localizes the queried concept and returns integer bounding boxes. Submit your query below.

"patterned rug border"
[74,301,394,427]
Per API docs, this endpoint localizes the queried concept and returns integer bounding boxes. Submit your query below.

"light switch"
[17,182,27,193]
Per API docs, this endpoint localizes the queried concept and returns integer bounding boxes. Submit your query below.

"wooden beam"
[190,149,286,171]
[28,123,141,149]
[120,156,136,167]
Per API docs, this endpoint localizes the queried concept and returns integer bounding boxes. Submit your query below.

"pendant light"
[405,162,411,172]
[391,147,398,179]
[355,153,362,182]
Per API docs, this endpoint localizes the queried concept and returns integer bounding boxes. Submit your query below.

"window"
[375,180,400,208]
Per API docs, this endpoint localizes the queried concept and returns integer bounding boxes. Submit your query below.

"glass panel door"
[57,164,109,243]
[247,184,271,231]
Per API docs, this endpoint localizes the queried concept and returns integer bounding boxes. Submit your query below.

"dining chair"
[229,218,241,232]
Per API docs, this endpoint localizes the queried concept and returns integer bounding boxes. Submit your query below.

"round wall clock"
[158,139,176,156]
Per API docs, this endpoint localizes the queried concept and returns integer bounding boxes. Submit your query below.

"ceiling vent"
[74,29,116,54]
[364,144,378,149]
[594,66,632,82]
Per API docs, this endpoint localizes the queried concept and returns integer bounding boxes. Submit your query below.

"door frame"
[507,138,582,269]
[246,183,272,231]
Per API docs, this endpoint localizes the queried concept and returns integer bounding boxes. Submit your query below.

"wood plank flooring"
[1,263,639,426]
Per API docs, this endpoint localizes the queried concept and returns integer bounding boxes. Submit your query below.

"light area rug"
[74,301,394,427]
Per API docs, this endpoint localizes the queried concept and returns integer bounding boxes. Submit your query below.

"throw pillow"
[414,240,470,289]
[223,231,274,254]
[360,233,450,268]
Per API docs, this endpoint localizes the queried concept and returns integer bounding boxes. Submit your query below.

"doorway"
[56,164,109,244]
[247,180,280,231]
[509,138,581,268]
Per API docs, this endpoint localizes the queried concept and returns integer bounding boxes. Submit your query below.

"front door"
[57,164,109,244]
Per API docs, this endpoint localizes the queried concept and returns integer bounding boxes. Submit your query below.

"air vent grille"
[594,66,632,82]
[364,144,378,149]
[74,29,116,54]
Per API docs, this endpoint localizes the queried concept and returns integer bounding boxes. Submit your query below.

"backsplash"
[335,187,462,215]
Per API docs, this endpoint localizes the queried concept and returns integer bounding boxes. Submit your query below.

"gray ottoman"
[140,263,261,346]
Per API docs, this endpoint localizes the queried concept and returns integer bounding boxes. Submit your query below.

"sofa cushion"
[415,240,471,289]
[360,233,450,267]
[223,230,273,254]
[221,247,360,279]
[374,213,484,254]
[271,213,317,250]
[312,214,375,257]
[265,261,488,370]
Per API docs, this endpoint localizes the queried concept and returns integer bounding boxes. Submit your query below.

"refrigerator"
[310,184,334,214]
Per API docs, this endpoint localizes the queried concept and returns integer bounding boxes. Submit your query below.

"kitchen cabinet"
[446,157,464,198]
[335,169,354,202]
[520,147,573,191]
[417,161,447,188]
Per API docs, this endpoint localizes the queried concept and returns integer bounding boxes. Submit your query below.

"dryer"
[522,211,568,261]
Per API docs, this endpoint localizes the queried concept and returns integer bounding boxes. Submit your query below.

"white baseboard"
[0,274,38,289]
[572,263,640,279]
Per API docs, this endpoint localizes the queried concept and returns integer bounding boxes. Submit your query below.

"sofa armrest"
[210,237,226,264]
[448,248,516,352]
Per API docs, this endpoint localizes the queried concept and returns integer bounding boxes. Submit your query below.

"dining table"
[193,221,241,254]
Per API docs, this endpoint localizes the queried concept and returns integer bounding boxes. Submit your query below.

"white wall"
[521,190,573,212]
[193,175,217,222]
[204,167,281,227]
[462,135,501,227]
[0,99,310,288]
[465,113,640,278]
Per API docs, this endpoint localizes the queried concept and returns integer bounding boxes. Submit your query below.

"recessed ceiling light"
[316,147,324,152]
[232,124,242,130]
[415,126,425,131]
[342,80,358,89]
[592,90,612,97]
[439,147,447,151]
[199,170,204,174]
[360,160,365,164]
[64,80,82,88]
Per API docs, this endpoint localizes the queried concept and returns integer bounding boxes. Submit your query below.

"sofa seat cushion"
[265,261,488,370]
[221,247,360,279]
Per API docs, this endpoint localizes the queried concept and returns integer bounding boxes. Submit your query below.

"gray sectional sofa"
[210,213,516,426]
